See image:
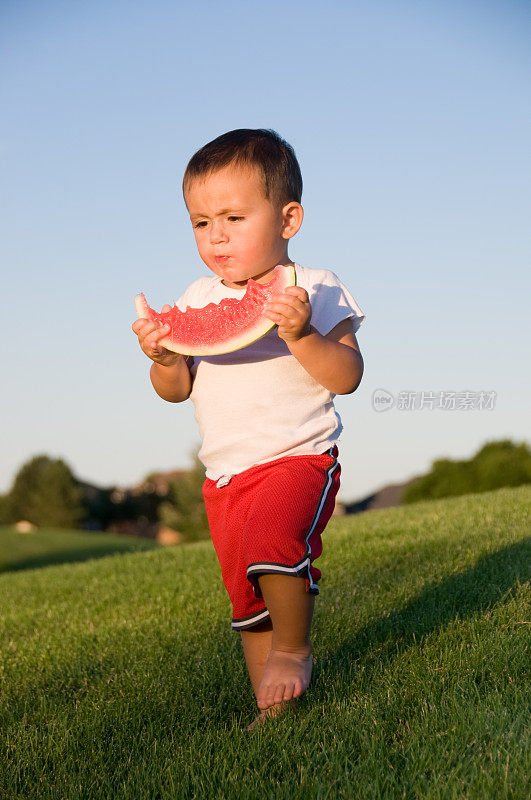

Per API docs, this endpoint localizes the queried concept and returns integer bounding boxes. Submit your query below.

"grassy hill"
[0,486,529,800]
[0,525,159,573]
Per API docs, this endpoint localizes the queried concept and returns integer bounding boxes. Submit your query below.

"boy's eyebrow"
[190,207,249,219]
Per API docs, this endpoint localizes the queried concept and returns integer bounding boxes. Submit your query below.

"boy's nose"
[209,220,228,244]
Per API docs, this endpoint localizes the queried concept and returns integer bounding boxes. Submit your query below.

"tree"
[403,439,531,504]
[158,449,210,542]
[473,439,531,490]
[2,454,85,528]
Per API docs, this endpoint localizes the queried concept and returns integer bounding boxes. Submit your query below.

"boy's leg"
[240,617,273,697]
[240,618,293,730]
[254,573,314,711]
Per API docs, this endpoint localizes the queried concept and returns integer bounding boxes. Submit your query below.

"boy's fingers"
[284,286,309,302]
[268,292,309,310]
[265,298,309,316]
[285,296,310,312]
[264,302,293,318]
[144,325,170,347]
[133,319,168,339]
[132,319,147,333]
[134,320,157,336]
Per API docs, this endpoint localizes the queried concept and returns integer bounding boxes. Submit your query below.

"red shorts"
[202,446,341,631]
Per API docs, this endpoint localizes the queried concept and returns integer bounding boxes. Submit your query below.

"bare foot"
[256,644,312,711]
[246,699,296,732]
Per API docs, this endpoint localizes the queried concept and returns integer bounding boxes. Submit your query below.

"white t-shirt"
[175,264,366,480]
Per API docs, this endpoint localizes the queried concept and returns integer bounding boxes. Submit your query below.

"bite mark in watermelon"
[135,264,296,356]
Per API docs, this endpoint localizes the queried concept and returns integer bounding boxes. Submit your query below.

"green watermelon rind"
[135,264,297,356]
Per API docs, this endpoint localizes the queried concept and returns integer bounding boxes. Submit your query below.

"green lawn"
[0,486,529,800]
[0,526,159,573]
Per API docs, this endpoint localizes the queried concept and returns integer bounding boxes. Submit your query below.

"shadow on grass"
[0,541,158,575]
[316,537,531,684]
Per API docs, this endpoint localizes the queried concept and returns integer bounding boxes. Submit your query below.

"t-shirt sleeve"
[308,270,366,336]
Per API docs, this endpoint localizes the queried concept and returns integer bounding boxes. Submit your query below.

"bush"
[403,439,531,503]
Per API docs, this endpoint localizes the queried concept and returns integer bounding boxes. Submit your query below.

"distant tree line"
[403,439,531,503]
[157,453,210,542]
[0,451,210,543]
[1,439,528,535]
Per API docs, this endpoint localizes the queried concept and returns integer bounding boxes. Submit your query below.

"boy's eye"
[194,221,208,229]
[228,216,244,222]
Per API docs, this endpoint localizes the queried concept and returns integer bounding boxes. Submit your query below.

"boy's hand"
[263,286,312,343]
[132,304,182,366]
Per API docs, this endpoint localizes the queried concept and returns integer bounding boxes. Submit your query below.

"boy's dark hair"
[183,128,303,207]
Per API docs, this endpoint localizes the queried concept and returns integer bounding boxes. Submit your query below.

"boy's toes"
[257,687,272,710]
[282,681,296,702]
[256,647,313,709]
[265,685,278,707]
[292,679,303,698]
[273,684,286,704]
[259,683,289,709]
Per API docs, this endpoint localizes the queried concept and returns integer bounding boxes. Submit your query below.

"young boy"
[132,129,365,730]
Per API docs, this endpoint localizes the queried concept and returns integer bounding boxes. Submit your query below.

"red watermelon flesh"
[134,264,296,356]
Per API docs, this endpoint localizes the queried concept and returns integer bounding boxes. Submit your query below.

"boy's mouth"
[214,255,231,266]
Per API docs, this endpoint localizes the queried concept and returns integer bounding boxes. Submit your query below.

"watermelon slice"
[134,264,296,356]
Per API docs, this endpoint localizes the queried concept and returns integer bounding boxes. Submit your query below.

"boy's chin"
[209,266,245,281]
[205,260,285,286]
[208,266,257,285]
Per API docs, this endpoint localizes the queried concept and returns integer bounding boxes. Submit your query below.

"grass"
[0,485,529,800]
[0,526,159,573]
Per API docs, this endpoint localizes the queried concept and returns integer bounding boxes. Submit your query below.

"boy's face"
[184,164,300,289]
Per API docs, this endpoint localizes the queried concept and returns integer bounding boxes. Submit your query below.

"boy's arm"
[132,315,192,403]
[264,287,364,395]
[288,318,363,395]
[150,358,192,403]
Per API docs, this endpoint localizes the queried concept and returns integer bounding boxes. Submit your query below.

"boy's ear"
[280,202,304,240]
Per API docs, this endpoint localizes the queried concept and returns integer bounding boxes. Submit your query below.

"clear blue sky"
[1,0,529,500]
